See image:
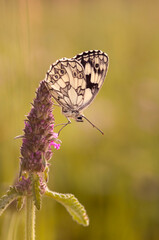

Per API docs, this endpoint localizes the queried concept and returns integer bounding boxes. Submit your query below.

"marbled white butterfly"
[45,50,109,134]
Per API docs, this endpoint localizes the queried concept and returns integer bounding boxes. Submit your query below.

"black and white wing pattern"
[73,50,109,111]
[45,58,86,112]
[45,50,109,118]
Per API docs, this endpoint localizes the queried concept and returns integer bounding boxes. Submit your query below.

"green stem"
[25,196,35,240]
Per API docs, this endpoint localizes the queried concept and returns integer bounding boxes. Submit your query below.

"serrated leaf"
[44,166,49,182]
[16,196,25,211]
[45,189,89,226]
[30,173,41,210]
[0,186,19,216]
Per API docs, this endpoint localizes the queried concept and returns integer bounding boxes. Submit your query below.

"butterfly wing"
[45,58,87,111]
[45,50,109,116]
[73,50,109,111]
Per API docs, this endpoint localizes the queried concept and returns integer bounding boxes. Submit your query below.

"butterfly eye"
[78,72,84,79]
[76,116,83,122]
[59,69,66,76]
[53,74,60,80]
[95,63,99,69]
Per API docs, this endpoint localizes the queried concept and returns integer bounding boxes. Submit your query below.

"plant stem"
[25,196,35,240]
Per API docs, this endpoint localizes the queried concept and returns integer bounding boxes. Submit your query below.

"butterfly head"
[62,107,83,122]
[75,115,83,122]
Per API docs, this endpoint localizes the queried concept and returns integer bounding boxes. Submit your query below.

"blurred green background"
[0,0,159,239]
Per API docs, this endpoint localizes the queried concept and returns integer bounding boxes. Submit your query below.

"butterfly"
[45,50,109,134]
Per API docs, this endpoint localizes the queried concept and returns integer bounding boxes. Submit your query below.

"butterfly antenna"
[82,115,104,135]
[55,118,71,136]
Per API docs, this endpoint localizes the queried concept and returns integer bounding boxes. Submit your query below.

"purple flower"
[15,176,31,195]
[20,81,60,173]
[50,141,61,150]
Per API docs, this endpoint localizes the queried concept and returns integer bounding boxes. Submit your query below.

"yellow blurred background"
[0,0,159,239]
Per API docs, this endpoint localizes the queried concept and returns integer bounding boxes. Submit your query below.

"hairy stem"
[25,196,35,240]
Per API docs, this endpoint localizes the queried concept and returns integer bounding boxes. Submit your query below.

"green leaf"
[31,173,41,210]
[0,186,19,216]
[44,165,49,183]
[45,189,89,226]
[16,196,25,211]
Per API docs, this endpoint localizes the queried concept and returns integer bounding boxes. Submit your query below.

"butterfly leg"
[53,103,61,107]
[55,118,71,135]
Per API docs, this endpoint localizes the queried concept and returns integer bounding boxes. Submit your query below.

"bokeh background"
[0,0,159,239]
